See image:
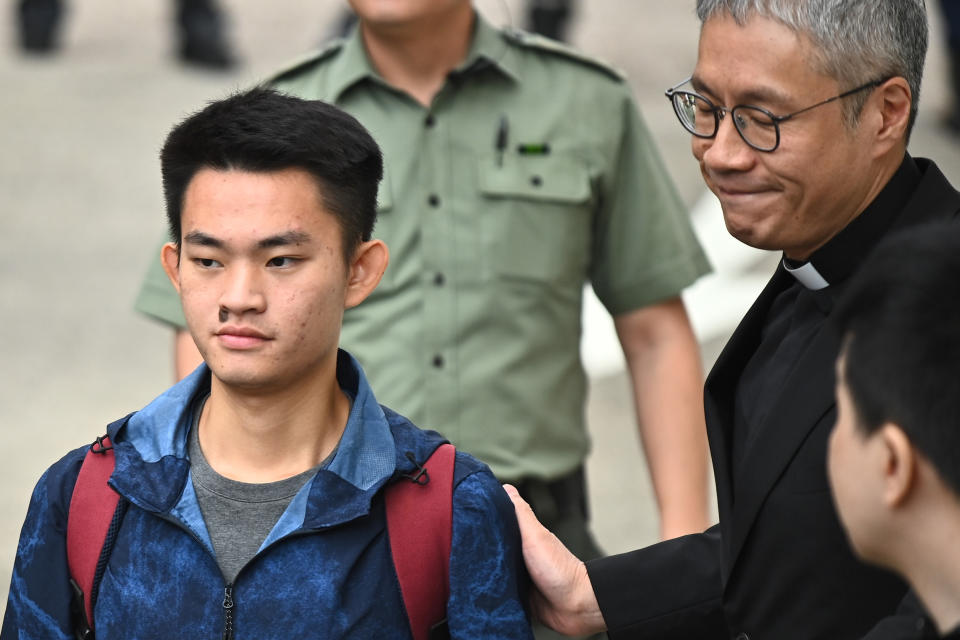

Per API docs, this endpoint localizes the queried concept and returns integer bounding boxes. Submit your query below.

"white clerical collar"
[783,259,830,290]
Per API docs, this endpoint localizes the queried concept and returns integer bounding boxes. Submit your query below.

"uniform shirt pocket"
[477,154,593,284]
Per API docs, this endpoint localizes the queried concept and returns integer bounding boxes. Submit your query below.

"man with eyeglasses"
[506,1,960,639]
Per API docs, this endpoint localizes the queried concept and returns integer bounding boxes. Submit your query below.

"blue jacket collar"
[106,350,443,545]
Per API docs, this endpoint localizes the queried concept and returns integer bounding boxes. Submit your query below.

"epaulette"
[500,27,625,81]
[264,38,345,86]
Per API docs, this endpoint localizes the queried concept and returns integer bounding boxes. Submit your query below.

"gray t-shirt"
[188,398,333,583]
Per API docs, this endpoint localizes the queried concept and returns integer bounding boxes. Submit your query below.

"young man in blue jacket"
[1,88,532,640]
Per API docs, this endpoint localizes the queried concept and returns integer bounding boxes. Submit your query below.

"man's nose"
[698,110,755,172]
[218,264,266,317]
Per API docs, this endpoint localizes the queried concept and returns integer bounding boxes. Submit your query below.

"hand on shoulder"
[503,484,607,636]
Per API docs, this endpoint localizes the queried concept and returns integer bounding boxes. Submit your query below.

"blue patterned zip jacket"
[2,351,532,639]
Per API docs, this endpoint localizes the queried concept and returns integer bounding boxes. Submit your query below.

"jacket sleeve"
[447,459,533,640]
[586,523,727,639]
[1,448,86,640]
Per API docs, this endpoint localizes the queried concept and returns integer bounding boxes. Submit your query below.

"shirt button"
[432,355,444,368]
[434,272,445,286]
[530,175,543,187]
[428,194,441,207]
[424,114,436,128]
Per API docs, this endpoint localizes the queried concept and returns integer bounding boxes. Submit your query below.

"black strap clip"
[69,578,94,640]
[400,451,430,486]
[90,435,113,455]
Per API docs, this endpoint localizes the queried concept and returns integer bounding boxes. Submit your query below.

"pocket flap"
[478,154,590,203]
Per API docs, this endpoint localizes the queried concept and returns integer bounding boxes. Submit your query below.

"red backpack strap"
[67,435,121,635]
[385,443,455,640]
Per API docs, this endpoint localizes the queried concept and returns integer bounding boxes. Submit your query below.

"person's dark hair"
[832,222,960,494]
[161,87,383,259]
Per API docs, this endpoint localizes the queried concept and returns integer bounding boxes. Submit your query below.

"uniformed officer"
[135,4,711,637]
[327,0,577,44]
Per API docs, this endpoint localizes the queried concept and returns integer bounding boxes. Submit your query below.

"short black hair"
[160,87,383,258]
[832,222,960,495]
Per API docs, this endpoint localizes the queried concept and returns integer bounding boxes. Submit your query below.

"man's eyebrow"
[183,231,223,247]
[257,231,311,249]
[689,74,711,96]
[691,75,792,107]
[182,230,311,249]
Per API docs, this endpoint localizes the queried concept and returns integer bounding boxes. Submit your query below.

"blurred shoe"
[527,7,570,41]
[179,35,235,69]
[176,0,236,70]
[525,0,573,42]
[17,0,62,53]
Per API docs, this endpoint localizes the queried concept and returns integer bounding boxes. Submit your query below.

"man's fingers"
[502,483,525,508]
[503,483,607,636]
[503,484,536,523]
[503,483,552,546]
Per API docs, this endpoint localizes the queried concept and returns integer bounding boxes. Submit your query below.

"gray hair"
[695,0,928,139]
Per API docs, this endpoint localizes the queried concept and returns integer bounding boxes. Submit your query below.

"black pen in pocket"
[495,115,509,167]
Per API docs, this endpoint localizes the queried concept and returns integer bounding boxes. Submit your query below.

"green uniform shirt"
[135,15,711,481]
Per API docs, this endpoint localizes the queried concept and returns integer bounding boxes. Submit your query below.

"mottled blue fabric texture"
[1,351,532,639]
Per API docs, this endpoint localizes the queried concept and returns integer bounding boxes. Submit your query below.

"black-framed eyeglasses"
[664,77,887,152]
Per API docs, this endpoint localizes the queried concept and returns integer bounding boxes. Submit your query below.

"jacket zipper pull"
[221,585,234,640]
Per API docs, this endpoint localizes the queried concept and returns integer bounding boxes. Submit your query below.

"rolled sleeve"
[591,92,711,316]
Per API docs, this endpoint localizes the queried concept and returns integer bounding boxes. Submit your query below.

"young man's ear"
[160,242,182,294]
[345,239,389,309]
[879,423,916,508]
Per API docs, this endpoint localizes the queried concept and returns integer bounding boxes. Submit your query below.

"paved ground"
[1,0,958,618]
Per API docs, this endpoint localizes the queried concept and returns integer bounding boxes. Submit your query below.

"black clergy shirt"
[731,154,922,478]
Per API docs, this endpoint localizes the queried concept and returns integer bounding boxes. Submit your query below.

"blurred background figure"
[328,0,578,42]
[15,0,236,69]
[939,0,960,133]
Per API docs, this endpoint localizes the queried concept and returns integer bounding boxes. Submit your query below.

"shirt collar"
[325,11,519,103]
[324,25,375,102]
[325,349,396,491]
[458,11,520,82]
[119,349,394,492]
[783,154,922,290]
[782,260,829,290]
